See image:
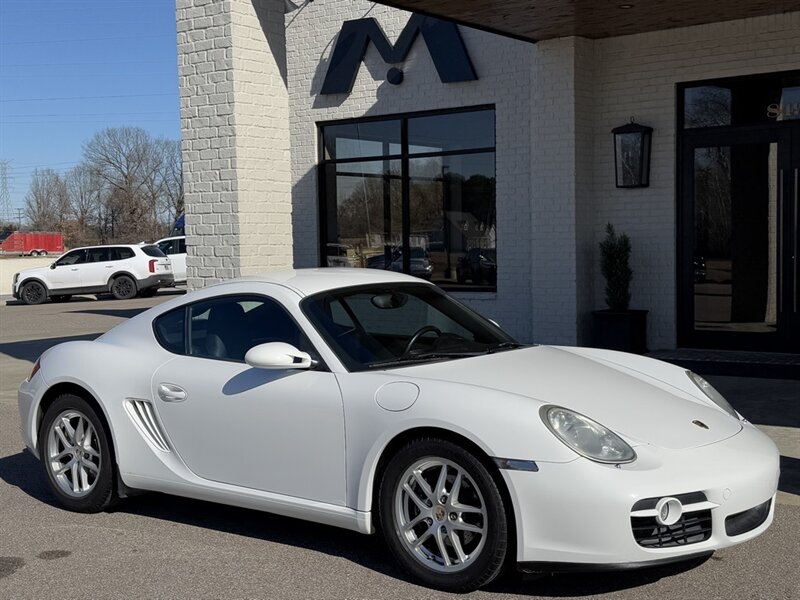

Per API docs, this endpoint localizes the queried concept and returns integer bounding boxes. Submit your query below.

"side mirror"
[245,342,313,370]
[50,262,57,269]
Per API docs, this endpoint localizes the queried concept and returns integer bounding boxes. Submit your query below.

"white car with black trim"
[17,269,779,591]
[12,244,173,305]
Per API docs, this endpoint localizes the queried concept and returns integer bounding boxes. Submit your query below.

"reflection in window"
[320,108,496,290]
[684,86,732,128]
[692,143,777,333]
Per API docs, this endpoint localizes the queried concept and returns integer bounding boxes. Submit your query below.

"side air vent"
[124,399,171,452]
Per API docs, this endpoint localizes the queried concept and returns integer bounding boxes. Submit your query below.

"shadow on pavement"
[0,334,101,363]
[780,456,800,496]
[0,448,712,596]
[0,451,58,507]
[69,307,150,319]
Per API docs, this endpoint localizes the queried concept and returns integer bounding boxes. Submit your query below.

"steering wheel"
[402,325,442,356]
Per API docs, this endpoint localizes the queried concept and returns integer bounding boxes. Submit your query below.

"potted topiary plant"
[591,223,648,353]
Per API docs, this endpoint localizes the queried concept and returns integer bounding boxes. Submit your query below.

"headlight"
[541,406,636,464]
[686,371,740,420]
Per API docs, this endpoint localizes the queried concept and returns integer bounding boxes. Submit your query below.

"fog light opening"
[655,497,683,526]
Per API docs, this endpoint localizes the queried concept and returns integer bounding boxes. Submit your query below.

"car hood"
[392,345,741,450]
[17,265,51,278]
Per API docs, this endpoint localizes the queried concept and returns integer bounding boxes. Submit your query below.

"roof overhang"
[377,0,800,42]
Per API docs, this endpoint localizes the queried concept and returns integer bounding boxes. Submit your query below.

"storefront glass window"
[320,107,496,290]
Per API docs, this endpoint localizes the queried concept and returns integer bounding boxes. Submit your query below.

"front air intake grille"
[124,399,170,452]
[725,499,771,537]
[631,509,712,548]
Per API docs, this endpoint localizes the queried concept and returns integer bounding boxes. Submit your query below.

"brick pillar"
[177,0,291,288]
[530,37,595,345]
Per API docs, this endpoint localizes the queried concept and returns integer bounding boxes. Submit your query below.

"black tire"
[378,438,508,593]
[40,250,48,256]
[20,281,47,305]
[138,288,158,298]
[110,275,137,300]
[30,250,40,257]
[51,295,72,303]
[37,394,118,513]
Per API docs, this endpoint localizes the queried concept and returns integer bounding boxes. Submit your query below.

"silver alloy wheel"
[394,457,488,573]
[46,410,102,497]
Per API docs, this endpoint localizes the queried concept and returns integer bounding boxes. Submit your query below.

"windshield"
[302,284,520,371]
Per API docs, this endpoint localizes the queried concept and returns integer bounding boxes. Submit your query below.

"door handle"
[70,268,79,271]
[105,265,113,268]
[158,383,187,402]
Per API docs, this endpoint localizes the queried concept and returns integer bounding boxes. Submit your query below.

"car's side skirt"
[121,473,373,534]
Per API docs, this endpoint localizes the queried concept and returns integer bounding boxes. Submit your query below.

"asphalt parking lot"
[0,294,798,599]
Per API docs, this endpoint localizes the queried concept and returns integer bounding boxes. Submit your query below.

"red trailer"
[0,232,65,256]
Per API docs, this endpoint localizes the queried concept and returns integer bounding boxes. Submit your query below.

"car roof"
[210,268,430,297]
[69,243,150,251]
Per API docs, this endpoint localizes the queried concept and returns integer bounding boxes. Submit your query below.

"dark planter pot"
[591,309,648,354]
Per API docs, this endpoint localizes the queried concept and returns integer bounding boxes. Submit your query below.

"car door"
[158,238,187,282]
[81,247,112,288]
[49,249,87,290]
[150,292,347,506]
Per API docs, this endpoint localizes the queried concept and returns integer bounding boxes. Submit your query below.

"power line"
[2,111,176,117]
[0,92,175,103]
[0,60,165,67]
[0,34,174,46]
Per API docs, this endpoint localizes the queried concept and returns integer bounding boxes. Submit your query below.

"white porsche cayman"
[18,269,779,592]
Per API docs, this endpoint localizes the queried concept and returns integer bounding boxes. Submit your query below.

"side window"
[158,240,175,255]
[56,249,86,266]
[186,295,312,362]
[86,248,110,263]
[118,247,135,260]
[177,239,186,253]
[154,308,186,354]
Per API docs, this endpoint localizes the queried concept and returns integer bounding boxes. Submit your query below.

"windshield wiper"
[483,342,526,354]
[367,351,483,369]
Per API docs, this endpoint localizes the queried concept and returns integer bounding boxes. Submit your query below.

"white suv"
[12,244,174,305]
[154,235,186,283]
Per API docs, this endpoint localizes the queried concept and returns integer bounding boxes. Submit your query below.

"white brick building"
[177,0,800,353]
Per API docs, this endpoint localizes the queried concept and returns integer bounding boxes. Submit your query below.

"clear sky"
[0,0,180,216]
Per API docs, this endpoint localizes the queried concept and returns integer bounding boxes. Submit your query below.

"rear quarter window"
[141,245,166,257]
[154,308,186,354]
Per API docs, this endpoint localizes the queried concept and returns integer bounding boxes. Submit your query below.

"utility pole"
[16,208,24,231]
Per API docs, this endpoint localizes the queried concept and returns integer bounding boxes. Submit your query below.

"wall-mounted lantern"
[612,119,652,188]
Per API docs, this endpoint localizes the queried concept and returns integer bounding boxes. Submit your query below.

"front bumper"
[505,422,779,567]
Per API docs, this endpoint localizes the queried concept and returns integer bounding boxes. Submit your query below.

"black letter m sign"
[321,15,477,95]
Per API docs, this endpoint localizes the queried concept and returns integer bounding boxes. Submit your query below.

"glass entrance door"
[679,128,800,351]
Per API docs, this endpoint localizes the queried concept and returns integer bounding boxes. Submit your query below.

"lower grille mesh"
[631,509,712,548]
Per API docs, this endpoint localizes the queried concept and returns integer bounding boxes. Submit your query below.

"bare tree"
[65,164,102,245]
[24,169,67,231]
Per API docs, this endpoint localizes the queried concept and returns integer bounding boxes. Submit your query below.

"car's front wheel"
[38,394,117,512]
[20,281,47,305]
[110,275,137,300]
[378,438,508,592]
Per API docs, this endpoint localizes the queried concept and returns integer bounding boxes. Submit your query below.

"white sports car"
[18,269,779,592]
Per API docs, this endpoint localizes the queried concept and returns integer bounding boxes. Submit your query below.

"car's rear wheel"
[38,394,117,512]
[378,438,508,592]
[110,275,137,300]
[51,295,72,303]
[20,281,47,305]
